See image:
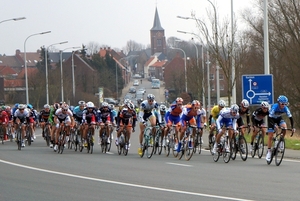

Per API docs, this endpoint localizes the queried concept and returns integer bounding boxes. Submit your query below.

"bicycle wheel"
[107,135,112,152]
[267,139,276,165]
[193,133,199,154]
[172,137,179,158]
[8,126,13,142]
[184,141,194,161]
[223,137,231,163]
[45,128,50,147]
[257,134,264,159]
[230,138,237,160]
[101,134,107,153]
[16,130,22,150]
[164,137,170,157]
[198,136,202,154]
[158,132,164,155]
[26,128,32,146]
[212,147,220,162]
[0,127,4,144]
[238,135,248,161]
[209,135,215,155]
[146,134,154,159]
[275,138,285,166]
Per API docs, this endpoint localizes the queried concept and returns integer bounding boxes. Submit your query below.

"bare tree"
[124,40,144,53]
[86,41,101,55]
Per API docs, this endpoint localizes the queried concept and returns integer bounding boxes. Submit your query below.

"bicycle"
[57,123,67,154]
[0,124,5,144]
[15,123,23,150]
[117,125,129,156]
[107,124,114,152]
[25,124,33,146]
[251,126,267,159]
[7,122,13,142]
[208,127,217,155]
[193,127,203,154]
[140,120,155,159]
[87,125,94,154]
[267,127,294,166]
[177,122,195,161]
[212,127,231,163]
[163,124,177,157]
[68,125,81,151]
[154,125,164,155]
[43,122,51,147]
[231,126,248,161]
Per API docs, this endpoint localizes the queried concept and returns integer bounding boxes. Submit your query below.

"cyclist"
[116,102,136,150]
[212,104,240,154]
[13,104,30,147]
[236,99,251,136]
[250,101,269,152]
[5,106,14,138]
[266,95,296,162]
[178,100,206,151]
[98,102,113,144]
[0,106,9,140]
[27,104,37,141]
[39,104,51,139]
[73,100,86,143]
[53,103,74,151]
[208,100,226,145]
[49,103,60,148]
[82,101,97,147]
[164,97,183,149]
[138,94,162,156]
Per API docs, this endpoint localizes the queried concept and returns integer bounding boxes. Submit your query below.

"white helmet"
[102,102,109,107]
[261,101,269,108]
[230,104,239,113]
[78,100,86,106]
[61,103,69,110]
[241,99,250,108]
[44,104,50,109]
[18,104,26,110]
[159,104,167,112]
[86,101,95,108]
[127,102,135,110]
[147,94,155,100]
[218,100,226,107]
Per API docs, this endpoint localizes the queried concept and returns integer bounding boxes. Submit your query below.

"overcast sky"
[1,0,256,55]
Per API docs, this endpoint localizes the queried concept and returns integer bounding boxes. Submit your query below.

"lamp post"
[45,41,68,104]
[72,48,83,104]
[206,50,211,114]
[24,31,51,104]
[60,46,80,102]
[0,17,26,24]
[177,30,206,106]
[170,46,187,93]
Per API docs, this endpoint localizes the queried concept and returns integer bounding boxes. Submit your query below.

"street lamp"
[177,30,206,107]
[170,46,187,93]
[0,17,26,24]
[24,31,51,104]
[60,46,80,102]
[72,48,83,104]
[45,41,68,104]
[206,51,211,114]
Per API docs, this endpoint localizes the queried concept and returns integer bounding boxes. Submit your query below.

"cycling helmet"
[192,100,200,106]
[87,101,95,108]
[1,106,6,110]
[44,104,50,109]
[5,106,11,111]
[61,103,69,110]
[159,104,167,112]
[14,103,19,108]
[124,99,131,105]
[176,97,183,102]
[101,102,109,107]
[27,104,33,109]
[109,104,114,109]
[53,103,60,110]
[218,100,226,107]
[277,95,288,104]
[18,104,26,110]
[261,101,269,108]
[147,94,155,100]
[230,104,239,113]
[241,99,249,108]
[78,100,85,106]
[127,102,135,110]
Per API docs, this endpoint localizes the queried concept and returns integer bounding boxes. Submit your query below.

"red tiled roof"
[0,66,17,75]
[17,68,38,79]
[144,57,156,66]
[151,60,167,67]
[4,79,25,87]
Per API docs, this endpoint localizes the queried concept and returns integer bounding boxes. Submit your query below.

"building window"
[210,74,214,80]
[211,84,215,91]
[157,39,162,46]
[219,74,224,80]
[220,84,224,90]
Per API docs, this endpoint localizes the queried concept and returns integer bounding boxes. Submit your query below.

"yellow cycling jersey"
[211,105,222,120]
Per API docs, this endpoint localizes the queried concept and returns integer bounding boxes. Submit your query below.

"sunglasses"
[148,100,153,102]
[88,107,93,109]
[63,109,68,111]
[280,103,287,105]
[19,109,24,111]
[232,112,237,115]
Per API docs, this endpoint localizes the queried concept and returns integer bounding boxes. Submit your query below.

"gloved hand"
[292,128,296,133]
[116,126,119,131]
[132,128,135,133]
[204,123,207,128]
[143,121,147,126]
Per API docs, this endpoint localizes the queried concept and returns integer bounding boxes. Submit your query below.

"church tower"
[150,7,166,55]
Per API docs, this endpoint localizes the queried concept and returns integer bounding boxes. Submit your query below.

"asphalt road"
[0,79,299,201]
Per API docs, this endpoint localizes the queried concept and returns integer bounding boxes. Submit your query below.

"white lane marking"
[166,162,193,167]
[0,159,254,201]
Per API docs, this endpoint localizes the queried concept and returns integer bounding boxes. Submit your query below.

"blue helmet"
[14,103,19,108]
[27,104,33,109]
[277,95,288,104]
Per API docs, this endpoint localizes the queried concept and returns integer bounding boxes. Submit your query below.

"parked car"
[124,93,134,100]
[135,91,144,103]
[129,86,136,93]
[148,76,156,82]
[133,80,139,86]
[133,74,142,78]
[103,98,119,106]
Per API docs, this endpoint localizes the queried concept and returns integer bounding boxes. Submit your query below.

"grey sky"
[1,0,254,55]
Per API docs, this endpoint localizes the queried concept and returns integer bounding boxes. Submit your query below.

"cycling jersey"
[210,105,222,120]
[216,108,240,130]
[39,109,50,122]
[98,107,113,123]
[139,100,161,124]
[13,109,30,123]
[165,104,182,125]
[118,107,137,128]
[73,105,85,123]
[181,105,206,128]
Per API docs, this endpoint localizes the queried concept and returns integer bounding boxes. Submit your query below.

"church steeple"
[150,7,166,55]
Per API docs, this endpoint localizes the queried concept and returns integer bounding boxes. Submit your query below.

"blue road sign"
[242,74,274,105]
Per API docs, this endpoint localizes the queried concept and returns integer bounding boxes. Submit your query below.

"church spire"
[151,7,164,31]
